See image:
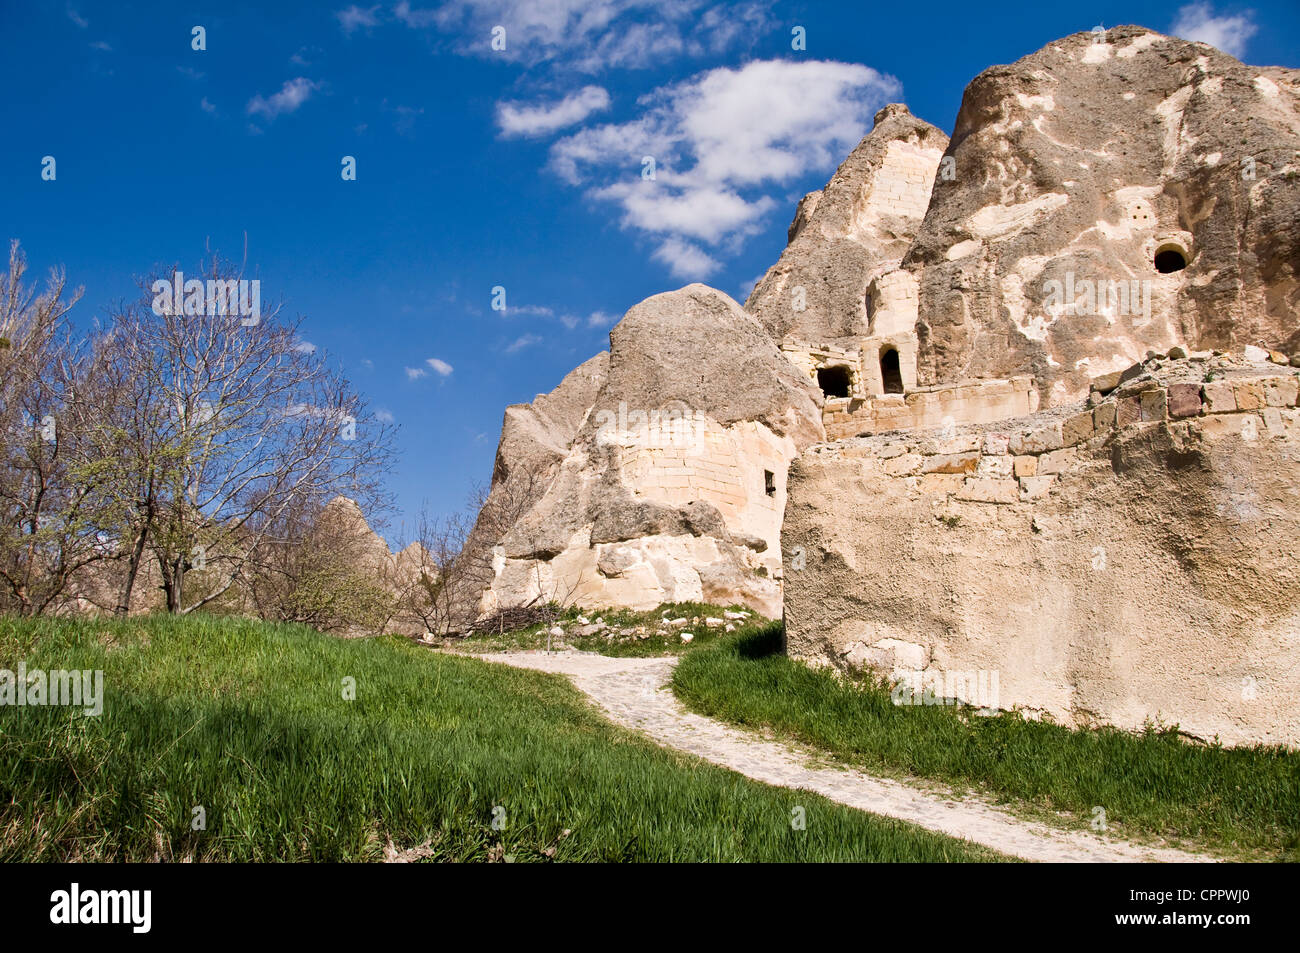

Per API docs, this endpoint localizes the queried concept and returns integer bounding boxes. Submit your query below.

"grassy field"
[672,625,1300,861]
[0,613,1004,862]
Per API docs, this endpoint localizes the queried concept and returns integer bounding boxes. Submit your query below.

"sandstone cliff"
[905,26,1300,406]
[468,285,823,620]
[782,352,1300,746]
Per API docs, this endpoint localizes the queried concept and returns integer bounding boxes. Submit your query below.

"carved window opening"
[1154,244,1188,273]
[880,348,904,394]
[817,365,851,398]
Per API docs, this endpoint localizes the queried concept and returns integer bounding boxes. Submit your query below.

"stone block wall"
[783,357,1300,746]
[861,139,939,223]
[823,376,1039,440]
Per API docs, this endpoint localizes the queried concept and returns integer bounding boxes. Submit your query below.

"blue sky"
[3,0,1296,543]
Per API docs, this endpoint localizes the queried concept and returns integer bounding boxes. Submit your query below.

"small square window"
[764,470,776,496]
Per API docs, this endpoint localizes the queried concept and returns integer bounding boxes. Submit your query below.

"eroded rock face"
[782,355,1300,747]
[470,285,823,620]
[906,26,1300,407]
[747,103,949,350]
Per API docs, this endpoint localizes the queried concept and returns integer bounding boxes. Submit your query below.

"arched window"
[880,348,904,394]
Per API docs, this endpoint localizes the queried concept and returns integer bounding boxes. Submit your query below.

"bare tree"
[0,241,112,616]
[398,505,473,636]
[243,496,397,633]
[92,252,397,614]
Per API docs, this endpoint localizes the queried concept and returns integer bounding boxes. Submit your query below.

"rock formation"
[905,25,1300,407]
[782,351,1300,747]
[469,285,822,620]
[466,26,1299,744]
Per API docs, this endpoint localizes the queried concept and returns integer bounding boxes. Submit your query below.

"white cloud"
[586,310,617,328]
[294,339,317,354]
[652,238,721,280]
[394,0,770,71]
[247,78,320,121]
[426,357,454,376]
[67,6,88,29]
[497,86,611,138]
[550,59,900,275]
[404,366,427,380]
[90,40,112,51]
[376,408,395,423]
[505,333,541,353]
[392,1,440,28]
[336,4,381,33]
[200,97,216,114]
[1170,2,1257,58]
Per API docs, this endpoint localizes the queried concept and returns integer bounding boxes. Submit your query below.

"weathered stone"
[1233,381,1266,411]
[1167,382,1203,418]
[885,453,924,477]
[1093,401,1117,430]
[1263,376,1299,408]
[1037,448,1078,475]
[982,433,1010,455]
[904,27,1300,406]
[746,104,949,350]
[1116,396,1142,427]
[1167,346,1188,360]
[1013,455,1038,478]
[1091,371,1123,394]
[921,452,980,474]
[1008,422,1063,455]
[1201,380,1237,414]
[919,472,965,496]
[1140,388,1168,422]
[977,454,1014,478]
[956,477,1019,504]
[1018,475,1056,501]
[1062,410,1094,446]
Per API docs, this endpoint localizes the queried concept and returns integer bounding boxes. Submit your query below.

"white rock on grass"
[680,632,695,643]
[705,617,725,628]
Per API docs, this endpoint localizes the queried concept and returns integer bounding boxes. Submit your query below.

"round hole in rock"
[1154,247,1188,273]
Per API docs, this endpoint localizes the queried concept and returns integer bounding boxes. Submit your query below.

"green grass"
[672,624,1300,861]
[457,601,753,657]
[0,614,1004,862]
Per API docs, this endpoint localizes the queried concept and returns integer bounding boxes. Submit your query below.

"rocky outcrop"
[906,26,1300,407]
[782,352,1300,746]
[747,104,949,349]
[469,285,823,620]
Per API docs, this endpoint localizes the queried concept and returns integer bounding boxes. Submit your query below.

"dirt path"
[468,649,1217,863]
